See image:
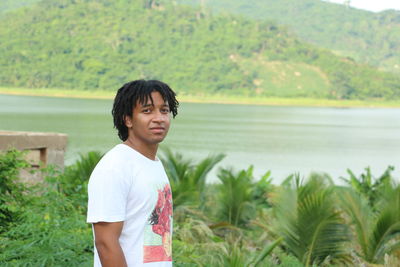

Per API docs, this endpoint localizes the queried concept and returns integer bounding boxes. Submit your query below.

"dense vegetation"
[0,0,40,16]
[179,0,400,74]
[1,0,400,100]
[1,149,400,266]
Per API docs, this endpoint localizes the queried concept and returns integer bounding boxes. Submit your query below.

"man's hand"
[93,221,127,267]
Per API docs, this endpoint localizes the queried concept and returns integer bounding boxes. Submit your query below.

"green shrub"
[59,151,103,213]
[0,177,93,266]
[0,149,29,233]
[0,150,95,266]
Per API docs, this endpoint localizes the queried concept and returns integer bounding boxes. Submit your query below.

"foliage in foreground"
[0,179,92,266]
[160,148,224,209]
[0,149,400,266]
[274,174,351,266]
[0,149,28,233]
[0,151,94,266]
[339,186,400,263]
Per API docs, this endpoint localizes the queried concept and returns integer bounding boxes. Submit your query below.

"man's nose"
[153,111,167,122]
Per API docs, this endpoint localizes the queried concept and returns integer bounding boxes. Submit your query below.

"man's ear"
[124,115,133,128]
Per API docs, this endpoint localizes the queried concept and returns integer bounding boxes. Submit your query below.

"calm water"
[1,94,399,183]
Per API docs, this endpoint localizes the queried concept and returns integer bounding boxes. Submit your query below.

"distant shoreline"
[1,87,400,108]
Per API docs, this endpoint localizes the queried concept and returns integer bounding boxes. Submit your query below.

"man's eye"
[161,108,170,113]
[142,109,151,113]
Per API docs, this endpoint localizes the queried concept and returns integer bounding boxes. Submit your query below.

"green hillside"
[179,0,400,74]
[0,0,41,15]
[0,0,399,99]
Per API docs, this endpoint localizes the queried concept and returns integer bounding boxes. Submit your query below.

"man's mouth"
[150,127,165,133]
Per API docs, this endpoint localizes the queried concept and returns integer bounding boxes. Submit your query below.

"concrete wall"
[0,131,68,183]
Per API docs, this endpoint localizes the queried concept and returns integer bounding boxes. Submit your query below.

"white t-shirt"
[87,144,173,267]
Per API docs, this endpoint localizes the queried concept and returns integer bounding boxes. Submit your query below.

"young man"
[87,80,179,267]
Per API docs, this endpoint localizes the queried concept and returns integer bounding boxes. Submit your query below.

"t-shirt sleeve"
[87,167,131,223]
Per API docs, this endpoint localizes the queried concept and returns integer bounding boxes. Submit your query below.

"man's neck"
[123,138,158,160]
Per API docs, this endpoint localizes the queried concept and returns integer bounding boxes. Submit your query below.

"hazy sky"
[325,0,400,12]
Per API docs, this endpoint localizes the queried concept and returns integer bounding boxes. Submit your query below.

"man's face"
[125,91,171,146]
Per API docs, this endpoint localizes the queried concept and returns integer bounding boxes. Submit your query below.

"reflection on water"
[1,94,399,183]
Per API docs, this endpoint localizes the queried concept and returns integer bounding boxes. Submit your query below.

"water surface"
[1,94,399,183]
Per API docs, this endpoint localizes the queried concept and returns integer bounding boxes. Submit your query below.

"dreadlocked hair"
[112,79,179,141]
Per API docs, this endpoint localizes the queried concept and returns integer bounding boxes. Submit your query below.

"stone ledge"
[0,131,67,151]
[0,131,68,183]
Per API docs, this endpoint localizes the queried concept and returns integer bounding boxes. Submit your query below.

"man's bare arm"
[93,221,127,267]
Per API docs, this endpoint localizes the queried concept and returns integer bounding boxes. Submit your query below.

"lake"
[1,94,399,183]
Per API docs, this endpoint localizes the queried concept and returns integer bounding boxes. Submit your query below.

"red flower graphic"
[144,184,173,262]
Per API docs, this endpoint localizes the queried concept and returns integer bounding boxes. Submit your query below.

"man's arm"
[93,221,127,267]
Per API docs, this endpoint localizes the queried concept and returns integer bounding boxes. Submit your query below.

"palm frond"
[74,151,103,180]
[340,166,396,209]
[337,188,373,259]
[274,174,350,266]
[160,147,224,209]
[61,151,103,196]
[370,187,400,262]
[192,153,225,187]
[339,186,400,264]
[251,170,273,208]
[248,237,282,267]
[216,167,256,227]
[160,147,192,184]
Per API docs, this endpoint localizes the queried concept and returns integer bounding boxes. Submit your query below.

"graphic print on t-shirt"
[143,183,173,263]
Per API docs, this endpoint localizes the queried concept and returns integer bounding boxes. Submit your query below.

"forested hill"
[179,0,400,74]
[1,0,399,100]
[0,0,41,16]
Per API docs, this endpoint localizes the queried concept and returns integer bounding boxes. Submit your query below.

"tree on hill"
[179,0,400,74]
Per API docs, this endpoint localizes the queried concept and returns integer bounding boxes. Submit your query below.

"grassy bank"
[1,87,400,108]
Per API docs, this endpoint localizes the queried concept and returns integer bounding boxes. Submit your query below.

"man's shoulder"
[88,144,142,185]
[94,144,139,171]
